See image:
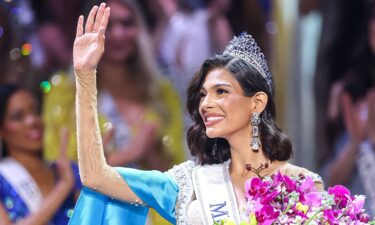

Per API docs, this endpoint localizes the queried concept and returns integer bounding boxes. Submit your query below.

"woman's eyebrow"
[201,82,233,91]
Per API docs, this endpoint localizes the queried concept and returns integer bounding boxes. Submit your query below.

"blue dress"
[0,162,82,224]
[69,167,180,225]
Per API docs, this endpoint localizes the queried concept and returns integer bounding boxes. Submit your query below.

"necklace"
[245,162,269,179]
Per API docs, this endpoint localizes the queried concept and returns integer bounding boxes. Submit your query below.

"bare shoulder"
[280,163,325,191]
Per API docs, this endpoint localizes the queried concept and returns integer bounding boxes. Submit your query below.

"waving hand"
[73,3,110,74]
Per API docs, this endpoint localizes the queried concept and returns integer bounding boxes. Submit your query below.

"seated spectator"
[0,84,81,224]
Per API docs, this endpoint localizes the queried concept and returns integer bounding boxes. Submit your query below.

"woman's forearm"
[75,71,109,187]
[75,71,141,203]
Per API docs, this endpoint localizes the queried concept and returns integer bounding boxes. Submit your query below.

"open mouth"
[204,113,225,127]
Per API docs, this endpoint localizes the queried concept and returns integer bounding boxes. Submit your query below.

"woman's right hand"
[73,3,110,74]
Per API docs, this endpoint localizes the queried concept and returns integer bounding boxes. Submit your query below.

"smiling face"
[0,90,43,155]
[199,68,255,138]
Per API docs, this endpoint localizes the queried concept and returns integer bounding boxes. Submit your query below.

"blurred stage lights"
[9,48,21,60]
[10,7,22,15]
[265,21,279,35]
[51,74,62,86]
[4,0,13,2]
[0,27,4,38]
[21,43,32,56]
[40,81,52,94]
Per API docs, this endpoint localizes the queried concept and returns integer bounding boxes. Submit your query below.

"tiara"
[223,33,273,93]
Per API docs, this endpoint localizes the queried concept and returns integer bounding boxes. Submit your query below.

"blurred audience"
[32,0,86,80]
[43,0,185,171]
[0,84,81,224]
[322,1,375,215]
[0,3,33,85]
[96,0,185,170]
[324,74,375,215]
[142,0,233,104]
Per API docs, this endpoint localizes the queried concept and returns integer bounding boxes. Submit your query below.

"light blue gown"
[68,167,179,225]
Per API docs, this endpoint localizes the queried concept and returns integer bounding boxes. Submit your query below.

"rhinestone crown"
[223,33,273,93]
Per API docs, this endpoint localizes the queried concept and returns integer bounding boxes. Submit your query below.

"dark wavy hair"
[0,84,22,158]
[186,54,293,165]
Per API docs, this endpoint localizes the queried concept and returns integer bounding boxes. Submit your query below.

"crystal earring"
[250,112,261,152]
[211,138,217,156]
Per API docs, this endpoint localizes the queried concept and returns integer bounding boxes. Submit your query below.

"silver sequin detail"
[167,160,195,225]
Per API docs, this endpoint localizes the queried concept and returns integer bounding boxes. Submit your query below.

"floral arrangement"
[215,172,375,225]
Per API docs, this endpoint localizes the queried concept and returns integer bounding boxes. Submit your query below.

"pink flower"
[351,195,365,215]
[323,209,339,225]
[299,176,316,193]
[255,205,279,225]
[303,192,322,207]
[245,178,262,198]
[328,185,351,208]
[245,178,272,200]
[260,190,280,205]
[275,172,296,192]
[359,213,370,223]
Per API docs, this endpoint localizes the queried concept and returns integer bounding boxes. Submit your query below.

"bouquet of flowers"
[216,172,375,225]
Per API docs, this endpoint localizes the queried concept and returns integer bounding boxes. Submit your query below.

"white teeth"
[206,116,224,122]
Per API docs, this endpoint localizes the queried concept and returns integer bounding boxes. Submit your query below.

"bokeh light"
[0,27,4,38]
[66,209,74,218]
[4,0,13,2]
[9,48,21,60]
[265,21,279,35]
[40,81,52,94]
[21,43,32,56]
[51,74,62,86]
[10,7,22,15]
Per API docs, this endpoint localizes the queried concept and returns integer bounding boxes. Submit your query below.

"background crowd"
[0,0,375,224]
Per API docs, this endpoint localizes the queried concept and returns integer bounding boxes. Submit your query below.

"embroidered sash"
[357,141,375,215]
[193,160,240,225]
[0,158,43,213]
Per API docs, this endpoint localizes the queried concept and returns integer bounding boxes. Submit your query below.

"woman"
[69,4,323,225]
[42,0,185,172]
[0,84,81,224]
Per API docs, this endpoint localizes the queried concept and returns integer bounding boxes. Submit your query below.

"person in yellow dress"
[42,0,186,224]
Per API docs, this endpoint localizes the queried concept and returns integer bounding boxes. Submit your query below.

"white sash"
[0,158,43,213]
[357,141,375,215]
[193,160,240,225]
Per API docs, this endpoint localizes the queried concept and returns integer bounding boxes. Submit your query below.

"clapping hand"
[56,128,74,191]
[341,92,367,144]
[73,3,110,74]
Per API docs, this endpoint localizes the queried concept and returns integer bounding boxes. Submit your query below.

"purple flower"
[260,190,280,205]
[300,176,316,193]
[245,177,262,198]
[323,209,339,225]
[351,195,365,215]
[303,192,322,207]
[359,213,370,223]
[328,185,351,208]
[255,205,280,225]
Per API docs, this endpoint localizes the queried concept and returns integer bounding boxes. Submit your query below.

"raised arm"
[73,3,142,204]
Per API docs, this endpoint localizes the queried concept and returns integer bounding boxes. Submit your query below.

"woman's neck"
[98,61,137,99]
[8,150,45,172]
[226,127,277,177]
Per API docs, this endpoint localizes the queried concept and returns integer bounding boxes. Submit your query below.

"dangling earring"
[250,112,261,152]
[211,138,217,156]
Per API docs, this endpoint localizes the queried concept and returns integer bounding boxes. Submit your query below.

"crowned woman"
[69,4,323,225]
